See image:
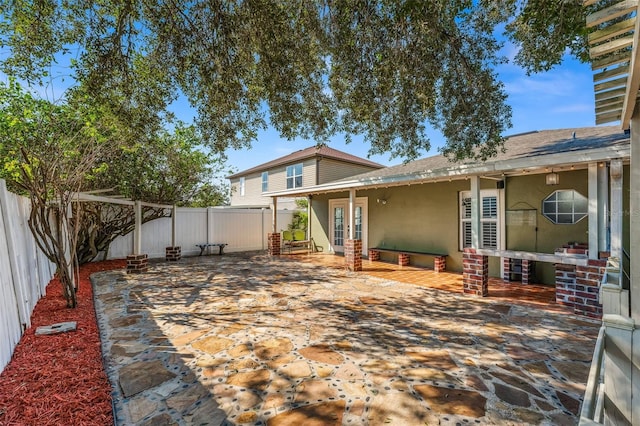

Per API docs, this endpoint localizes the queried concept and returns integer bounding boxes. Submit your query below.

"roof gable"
[228,145,384,179]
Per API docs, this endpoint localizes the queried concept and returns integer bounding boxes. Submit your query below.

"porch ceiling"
[586,0,640,127]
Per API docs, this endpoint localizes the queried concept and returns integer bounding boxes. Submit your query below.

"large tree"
[0,79,230,303]
[0,1,591,162]
[0,78,119,307]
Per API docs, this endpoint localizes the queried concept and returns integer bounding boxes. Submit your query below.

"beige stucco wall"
[505,170,588,283]
[310,170,621,285]
[310,180,500,276]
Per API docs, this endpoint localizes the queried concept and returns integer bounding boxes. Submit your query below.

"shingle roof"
[332,126,629,183]
[263,126,630,197]
[227,145,384,179]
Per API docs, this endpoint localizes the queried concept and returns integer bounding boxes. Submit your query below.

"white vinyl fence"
[107,207,296,259]
[0,180,56,374]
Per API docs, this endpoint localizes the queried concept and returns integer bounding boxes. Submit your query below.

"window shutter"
[482,222,497,249]
[463,222,472,248]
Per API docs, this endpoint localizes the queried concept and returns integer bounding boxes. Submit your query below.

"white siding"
[318,158,380,184]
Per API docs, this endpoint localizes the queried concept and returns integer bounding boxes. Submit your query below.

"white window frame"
[261,171,268,193]
[542,189,588,224]
[286,163,303,189]
[459,189,502,250]
[239,177,245,196]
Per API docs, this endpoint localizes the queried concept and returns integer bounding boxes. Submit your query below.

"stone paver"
[92,252,599,425]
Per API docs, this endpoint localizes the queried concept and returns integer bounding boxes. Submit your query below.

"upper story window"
[542,189,587,224]
[460,190,500,250]
[286,163,303,189]
[239,177,245,196]
[261,172,268,192]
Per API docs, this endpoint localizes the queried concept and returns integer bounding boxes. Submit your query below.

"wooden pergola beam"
[621,5,640,128]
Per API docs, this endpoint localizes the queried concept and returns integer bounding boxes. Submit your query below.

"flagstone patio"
[92,252,600,425]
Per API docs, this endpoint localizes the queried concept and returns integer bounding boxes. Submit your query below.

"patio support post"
[345,188,361,271]
[134,200,142,255]
[610,159,624,274]
[631,112,640,321]
[464,176,488,295]
[166,205,181,261]
[268,197,280,255]
[470,176,481,249]
[307,196,312,245]
[127,200,148,273]
[588,163,600,260]
[598,163,609,255]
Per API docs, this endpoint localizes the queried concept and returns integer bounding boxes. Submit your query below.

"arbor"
[74,123,230,264]
[0,1,589,163]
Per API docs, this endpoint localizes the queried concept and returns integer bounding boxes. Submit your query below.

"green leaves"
[0,1,585,162]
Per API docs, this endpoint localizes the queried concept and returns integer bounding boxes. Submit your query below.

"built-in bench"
[368,247,447,272]
[196,243,228,256]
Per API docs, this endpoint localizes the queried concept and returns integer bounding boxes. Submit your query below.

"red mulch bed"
[0,260,125,426]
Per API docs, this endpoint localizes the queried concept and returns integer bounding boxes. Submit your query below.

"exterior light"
[546,172,559,185]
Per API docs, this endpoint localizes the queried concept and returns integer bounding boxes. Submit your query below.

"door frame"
[328,197,368,255]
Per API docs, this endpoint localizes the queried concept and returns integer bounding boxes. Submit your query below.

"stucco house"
[264,126,630,319]
[227,145,384,210]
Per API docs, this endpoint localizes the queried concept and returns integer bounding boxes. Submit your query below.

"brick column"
[165,246,181,261]
[127,254,148,273]
[462,248,489,297]
[268,233,281,256]
[398,252,410,266]
[368,249,380,261]
[521,259,533,285]
[463,248,488,296]
[503,258,511,283]
[555,259,604,319]
[555,264,576,308]
[434,256,446,273]
[574,259,605,318]
[345,239,362,272]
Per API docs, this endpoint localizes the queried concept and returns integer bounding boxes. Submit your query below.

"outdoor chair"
[282,230,294,252]
[292,229,311,252]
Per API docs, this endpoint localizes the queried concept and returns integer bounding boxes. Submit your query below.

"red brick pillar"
[165,246,181,261]
[463,248,488,296]
[573,259,605,318]
[522,259,532,285]
[398,253,410,266]
[555,259,604,319]
[368,249,380,261]
[503,258,511,283]
[555,264,576,309]
[268,233,281,256]
[127,254,148,273]
[345,239,362,271]
[434,256,446,273]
